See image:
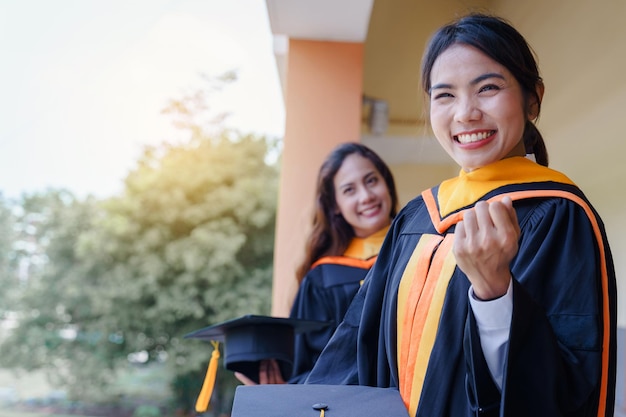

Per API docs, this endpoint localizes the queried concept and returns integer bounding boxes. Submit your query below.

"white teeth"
[361,205,379,215]
[456,131,493,144]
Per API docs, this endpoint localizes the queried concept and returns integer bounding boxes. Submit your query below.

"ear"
[528,81,544,120]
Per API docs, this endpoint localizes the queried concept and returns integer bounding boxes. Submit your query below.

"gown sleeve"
[301,276,370,385]
[289,263,366,383]
[468,280,513,390]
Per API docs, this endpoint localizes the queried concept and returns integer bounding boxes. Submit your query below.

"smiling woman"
[428,45,530,172]
[305,14,617,417]
[284,143,398,384]
[332,152,393,238]
[233,142,399,386]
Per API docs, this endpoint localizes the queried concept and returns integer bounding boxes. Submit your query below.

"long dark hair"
[421,13,548,166]
[295,142,399,283]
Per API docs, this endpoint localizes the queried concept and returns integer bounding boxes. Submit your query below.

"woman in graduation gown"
[305,13,617,417]
[287,142,399,383]
[235,142,399,385]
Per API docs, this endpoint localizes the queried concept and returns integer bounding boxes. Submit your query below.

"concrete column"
[271,39,363,316]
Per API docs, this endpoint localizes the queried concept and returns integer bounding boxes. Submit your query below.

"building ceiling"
[264,0,490,164]
[265,0,374,42]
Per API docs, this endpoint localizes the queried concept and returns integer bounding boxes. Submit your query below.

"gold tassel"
[195,341,221,413]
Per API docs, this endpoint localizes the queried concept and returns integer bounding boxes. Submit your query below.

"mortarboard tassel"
[195,340,221,413]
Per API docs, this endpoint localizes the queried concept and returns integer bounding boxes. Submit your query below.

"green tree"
[0,74,280,415]
[0,193,18,323]
[79,131,278,412]
[0,190,108,390]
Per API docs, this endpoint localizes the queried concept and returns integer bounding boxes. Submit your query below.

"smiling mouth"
[454,130,496,144]
[360,204,381,216]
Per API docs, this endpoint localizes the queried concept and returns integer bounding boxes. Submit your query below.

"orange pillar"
[271,39,364,317]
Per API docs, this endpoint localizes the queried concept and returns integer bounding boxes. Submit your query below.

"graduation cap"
[231,384,410,417]
[184,315,330,412]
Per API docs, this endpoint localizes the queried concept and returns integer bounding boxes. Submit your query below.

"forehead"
[334,154,377,184]
[430,44,510,84]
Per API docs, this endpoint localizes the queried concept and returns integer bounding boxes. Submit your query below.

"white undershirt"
[468,279,513,390]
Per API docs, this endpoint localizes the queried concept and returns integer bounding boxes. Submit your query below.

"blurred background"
[0,0,624,416]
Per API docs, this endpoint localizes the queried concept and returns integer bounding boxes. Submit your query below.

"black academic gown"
[306,157,617,417]
[288,259,373,383]
[288,227,389,383]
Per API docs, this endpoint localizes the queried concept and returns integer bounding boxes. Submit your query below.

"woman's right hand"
[454,196,520,300]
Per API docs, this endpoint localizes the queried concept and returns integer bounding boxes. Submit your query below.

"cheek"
[375,185,391,204]
[492,94,527,126]
[335,196,352,217]
[429,106,449,133]
[500,106,527,135]
[429,116,453,150]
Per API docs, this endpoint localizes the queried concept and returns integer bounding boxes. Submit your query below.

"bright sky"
[0,0,285,199]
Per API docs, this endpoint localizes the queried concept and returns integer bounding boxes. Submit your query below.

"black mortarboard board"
[184,315,330,383]
[231,384,410,417]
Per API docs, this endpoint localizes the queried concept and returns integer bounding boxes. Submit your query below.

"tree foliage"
[0,194,18,310]
[83,132,277,411]
[0,190,108,392]
[0,75,279,415]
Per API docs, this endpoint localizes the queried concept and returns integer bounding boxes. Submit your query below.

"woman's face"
[429,44,528,172]
[333,153,392,238]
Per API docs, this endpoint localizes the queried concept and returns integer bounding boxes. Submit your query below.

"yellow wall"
[272,39,364,317]
[492,0,626,326]
[391,163,458,207]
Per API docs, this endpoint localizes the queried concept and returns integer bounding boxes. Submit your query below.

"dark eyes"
[432,83,501,100]
[340,176,379,195]
[478,84,500,93]
[433,92,453,100]
[342,186,354,195]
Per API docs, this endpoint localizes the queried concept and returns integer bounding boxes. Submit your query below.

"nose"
[357,186,375,202]
[454,96,481,123]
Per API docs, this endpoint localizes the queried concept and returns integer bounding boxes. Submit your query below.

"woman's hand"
[234,359,286,385]
[454,196,520,300]
[234,371,257,386]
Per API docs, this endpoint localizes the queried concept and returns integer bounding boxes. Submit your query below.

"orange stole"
[397,233,457,416]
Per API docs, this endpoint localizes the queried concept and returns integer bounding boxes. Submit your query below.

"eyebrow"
[430,72,506,93]
[338,171,377,189]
